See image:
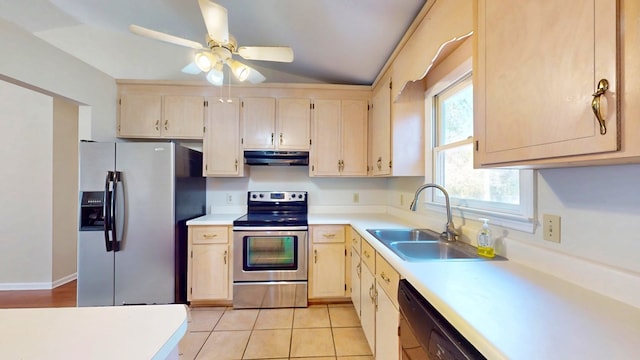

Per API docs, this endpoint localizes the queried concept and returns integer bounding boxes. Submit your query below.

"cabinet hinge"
[368,104,371,111]
[190,288,192,294]
[205,164,208,171]
[204,100,208,107]
[389,80,392,89]
[241,138,244,144]
[190,250,193,258]
[344,249,347,256]
[241,100,244,108]
[389,161,392,169]
[475,140,479,151]
[203,126,206,133]
[309,139,312,146]
[311,164,315,172]
[118,98,121,105]
[345,284,347,291]
[398,326,400,337]
[311,103,315,110]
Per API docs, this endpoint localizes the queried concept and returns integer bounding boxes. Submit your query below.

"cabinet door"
[370,76,391,175]
[341,99,368,176]
[119,94,162,138]
[310,243,346,298]
[475,0,618,166]
[203,98,244,176]
[311,99,341,176]
[278,98,311,150]
[163,95,204,139]
[351,249,362,320]
[360,264,376,355]
[376,282,400,360]
[242,97,276,149]
[190,244,229,301]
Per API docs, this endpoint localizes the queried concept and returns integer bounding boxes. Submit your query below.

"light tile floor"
[179,304,374,360]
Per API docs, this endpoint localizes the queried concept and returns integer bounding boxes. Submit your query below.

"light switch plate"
[543,214,561,243]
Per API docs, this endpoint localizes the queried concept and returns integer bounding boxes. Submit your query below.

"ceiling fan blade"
[181,61,202,75]
[198,0,229,43]
[129,24,204,49]
[237,46,294,63]
[246,68,266,84]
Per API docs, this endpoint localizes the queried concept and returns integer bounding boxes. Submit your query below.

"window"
[425,70,535,232]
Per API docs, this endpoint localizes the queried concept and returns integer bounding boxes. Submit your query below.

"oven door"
[233,227,308,282]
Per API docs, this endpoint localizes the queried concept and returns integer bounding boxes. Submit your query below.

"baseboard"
[0,272,77,291]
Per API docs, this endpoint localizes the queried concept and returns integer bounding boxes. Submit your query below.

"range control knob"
[251,194,257,199]
[259,193,264,198]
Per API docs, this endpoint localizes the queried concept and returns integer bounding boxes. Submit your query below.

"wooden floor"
[0,280,76,308]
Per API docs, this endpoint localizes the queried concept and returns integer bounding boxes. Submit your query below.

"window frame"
[424,60,536,233]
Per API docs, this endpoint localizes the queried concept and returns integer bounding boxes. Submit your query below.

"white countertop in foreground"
[0,304,188,360]
[187,213,640,359]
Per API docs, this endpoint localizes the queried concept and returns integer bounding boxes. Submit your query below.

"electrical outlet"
[226,193,233,204]
[543,214,561,243]
[353,193,360,203]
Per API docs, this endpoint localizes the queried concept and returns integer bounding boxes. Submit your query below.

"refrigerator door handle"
[103,171,114,252]
[112,171,125,252]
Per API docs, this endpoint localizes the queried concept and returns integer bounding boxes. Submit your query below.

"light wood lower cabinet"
[309,225,346,298]
[351,228,400,360]
[187,225,232,302]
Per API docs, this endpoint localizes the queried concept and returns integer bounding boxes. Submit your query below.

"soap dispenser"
[476,218,494,258]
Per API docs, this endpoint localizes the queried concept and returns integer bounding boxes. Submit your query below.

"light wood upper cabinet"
[370,76,391,176]
[119,94,162,138]
[242,97,311,150]
[474,0,619,167]
[242,97,276,149]
[311,99,368,177]
[204,98,247,177]
[118,94,204,139]
[278,98,311,150]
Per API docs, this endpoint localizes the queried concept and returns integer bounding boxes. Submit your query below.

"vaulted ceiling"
[0,0,426,85]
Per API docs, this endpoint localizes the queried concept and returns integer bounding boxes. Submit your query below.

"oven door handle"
[233,226,308,231]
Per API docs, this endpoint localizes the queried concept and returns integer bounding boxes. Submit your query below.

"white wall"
[0,18,116,288]
[52,98,79,284]
[0,80,53,286]
[207,166,389,213]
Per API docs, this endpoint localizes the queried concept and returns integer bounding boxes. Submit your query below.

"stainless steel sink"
[366,228,441,243]
[366,228,503,262]
[389,241,477,261]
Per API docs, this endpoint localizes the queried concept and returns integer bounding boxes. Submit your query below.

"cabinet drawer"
[191,226,229,244]
[361,240,376,273]
[351,234,361,255]
[376,253,399,308]
[312,225,345,243]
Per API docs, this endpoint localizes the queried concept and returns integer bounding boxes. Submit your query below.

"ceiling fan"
[129,0,294,86]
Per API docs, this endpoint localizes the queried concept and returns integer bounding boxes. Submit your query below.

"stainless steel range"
[232,191,308,308]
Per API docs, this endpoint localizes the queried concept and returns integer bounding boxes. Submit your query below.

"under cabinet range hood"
[244,151,309,166]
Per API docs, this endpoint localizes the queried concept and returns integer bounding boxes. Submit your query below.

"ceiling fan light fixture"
[227,59,250,82]
[206,64,224,86]
[194,51,215,72]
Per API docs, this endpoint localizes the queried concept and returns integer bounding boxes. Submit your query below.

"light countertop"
[187,212,640,359]
[0,304,188,360]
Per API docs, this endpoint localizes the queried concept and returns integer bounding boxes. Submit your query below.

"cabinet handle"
[363,250,371,259]
[279,133,283,145]
[591,79,609,135]
[322,233,336,239]
[203,234,218,239]
[314,249,318,263]
[155,120,160,131]
[380,272,391,284]
[271,133,274,145]
[164,119,168,131]
[376,157,382,170]
[356,263,361,278]
[235,159,238,171]
[223,250,227,265]
[369,283,374,301]
[374,287,378,310]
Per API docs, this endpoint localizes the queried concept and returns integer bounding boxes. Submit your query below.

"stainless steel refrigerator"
[77,141,205,306]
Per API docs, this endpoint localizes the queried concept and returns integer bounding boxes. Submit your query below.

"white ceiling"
[0,0,426,85]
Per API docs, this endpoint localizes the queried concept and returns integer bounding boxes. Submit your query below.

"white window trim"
[424,58,537,233]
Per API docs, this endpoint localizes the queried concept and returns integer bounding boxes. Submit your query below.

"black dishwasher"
[398,279,486,360]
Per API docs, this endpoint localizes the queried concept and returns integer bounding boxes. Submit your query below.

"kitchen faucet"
[409,183,460,242]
